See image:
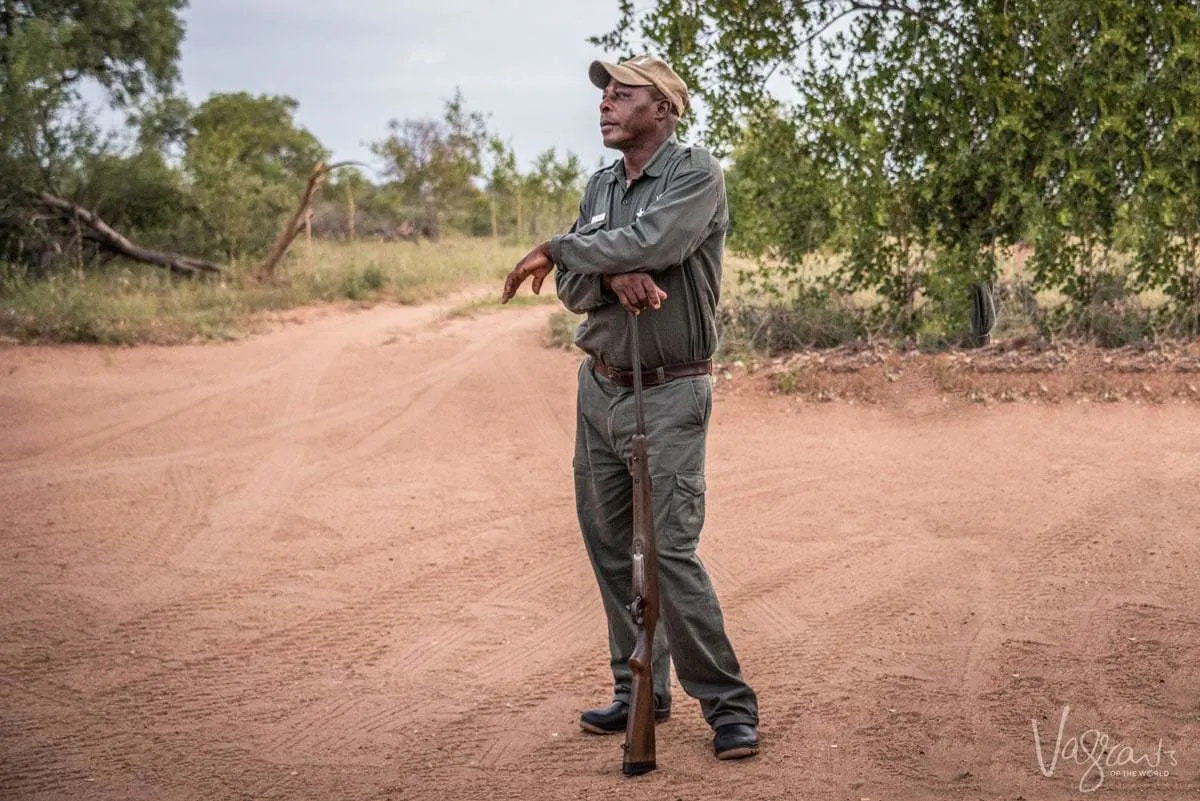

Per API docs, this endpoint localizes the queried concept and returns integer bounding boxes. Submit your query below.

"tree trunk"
[37,192,223,277]
[254,161,362,281]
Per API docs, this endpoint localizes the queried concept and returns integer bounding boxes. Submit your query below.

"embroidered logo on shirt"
[636,194,664,220]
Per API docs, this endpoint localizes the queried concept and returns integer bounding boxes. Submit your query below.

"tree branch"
[847,0,964,40]
[1,0,14,40]
[253,160,363,282]
[799,6,865,47]
[37,192,224,277]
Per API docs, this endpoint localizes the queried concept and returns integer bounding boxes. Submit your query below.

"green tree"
[71,147,187,244]
[182,92,327,260]
[522,148,585,240]
[1,0,186,263]
[598,0,1200,336]
[485,136,520,238]
[60,93,193,252]
[319,165,373,241]
[371,89,489,238]
[725,106,836,280]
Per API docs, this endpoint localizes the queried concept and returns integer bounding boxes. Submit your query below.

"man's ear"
[655,99,671,120]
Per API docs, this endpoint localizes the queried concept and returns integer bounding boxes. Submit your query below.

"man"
[501,54,759,760]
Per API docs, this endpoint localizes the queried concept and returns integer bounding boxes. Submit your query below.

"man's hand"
[501,242,553,303]
[605,273,668,315]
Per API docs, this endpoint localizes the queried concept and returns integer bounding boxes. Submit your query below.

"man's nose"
[599,95,612,113]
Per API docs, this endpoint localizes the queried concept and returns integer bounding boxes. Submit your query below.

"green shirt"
[550,136,726,371]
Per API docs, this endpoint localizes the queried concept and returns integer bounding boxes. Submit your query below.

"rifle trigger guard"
[628,594,645,625]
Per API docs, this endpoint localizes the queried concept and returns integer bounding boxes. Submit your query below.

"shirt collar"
[641,136,678,178]
[607,135,679,185]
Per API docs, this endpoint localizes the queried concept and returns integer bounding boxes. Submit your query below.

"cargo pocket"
[663,472,706,550]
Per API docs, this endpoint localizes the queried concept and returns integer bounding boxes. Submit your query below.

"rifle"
[622,311,660,777]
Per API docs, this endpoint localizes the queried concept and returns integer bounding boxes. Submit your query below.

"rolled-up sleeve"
[548,160,722,276]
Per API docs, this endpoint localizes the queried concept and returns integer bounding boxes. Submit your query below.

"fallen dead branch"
[37,193,224,277]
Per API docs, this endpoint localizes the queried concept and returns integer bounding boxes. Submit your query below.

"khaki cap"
[589,54,690,116]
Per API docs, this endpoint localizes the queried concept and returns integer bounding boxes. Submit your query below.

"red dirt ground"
[2,298,1197,801]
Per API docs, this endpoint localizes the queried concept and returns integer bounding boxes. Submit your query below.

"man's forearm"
[555,267,612,313]
[549,219,711,276]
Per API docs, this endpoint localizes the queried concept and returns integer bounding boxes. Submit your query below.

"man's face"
[599,81,664,150]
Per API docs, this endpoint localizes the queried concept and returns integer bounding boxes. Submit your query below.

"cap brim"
[589,60,654,90]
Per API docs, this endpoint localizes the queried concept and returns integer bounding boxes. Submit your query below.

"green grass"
[0,237,531,345]
[0,271,241,345]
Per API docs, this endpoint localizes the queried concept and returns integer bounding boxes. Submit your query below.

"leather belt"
[591,358,712,388]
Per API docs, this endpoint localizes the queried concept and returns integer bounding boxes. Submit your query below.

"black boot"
[713,723,760,759]
[579,699,671,734]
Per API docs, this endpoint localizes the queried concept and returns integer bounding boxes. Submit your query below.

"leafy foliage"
[182,92,327,259]
[0,0,187,263]
[597,0,1200,338]
[488,141,585,241]
[371,90,490,238]
[369,91,584,241]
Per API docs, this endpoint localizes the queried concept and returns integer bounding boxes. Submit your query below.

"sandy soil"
[2,297,1198,801]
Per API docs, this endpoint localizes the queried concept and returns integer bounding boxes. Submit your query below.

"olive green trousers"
[573,360,759,729]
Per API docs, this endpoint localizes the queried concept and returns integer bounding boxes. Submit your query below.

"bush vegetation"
[0,238,529,344]
[3,1,1196,350]
[598,0,1200,343]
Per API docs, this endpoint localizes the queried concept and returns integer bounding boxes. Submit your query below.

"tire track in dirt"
[0,301,473,486]
[311,311,548,480]
[4,300,1199,801]
[237,520,580,760]
[34,506,529,695]
[169,314,366,567]
[0,303,450,469]
[708,536,894,643]
[103,462,214,574]
[1,303,575,799]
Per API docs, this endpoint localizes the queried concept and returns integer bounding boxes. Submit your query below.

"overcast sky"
[178,0,628,175]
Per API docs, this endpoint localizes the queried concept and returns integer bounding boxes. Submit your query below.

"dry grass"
[303,238,528,305]
[0,237,531,345]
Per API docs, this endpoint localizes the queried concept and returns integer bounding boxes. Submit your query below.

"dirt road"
[2,298,1197,800]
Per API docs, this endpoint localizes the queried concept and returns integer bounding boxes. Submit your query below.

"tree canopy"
[1,0,187,264]
[0,0,185,185]
[597,0,1200,336]
[1,3,583,272]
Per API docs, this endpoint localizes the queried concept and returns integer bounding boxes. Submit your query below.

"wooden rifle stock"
[623,313,660,777]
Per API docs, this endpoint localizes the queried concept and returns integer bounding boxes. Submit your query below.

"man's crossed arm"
[501,245,667,315]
